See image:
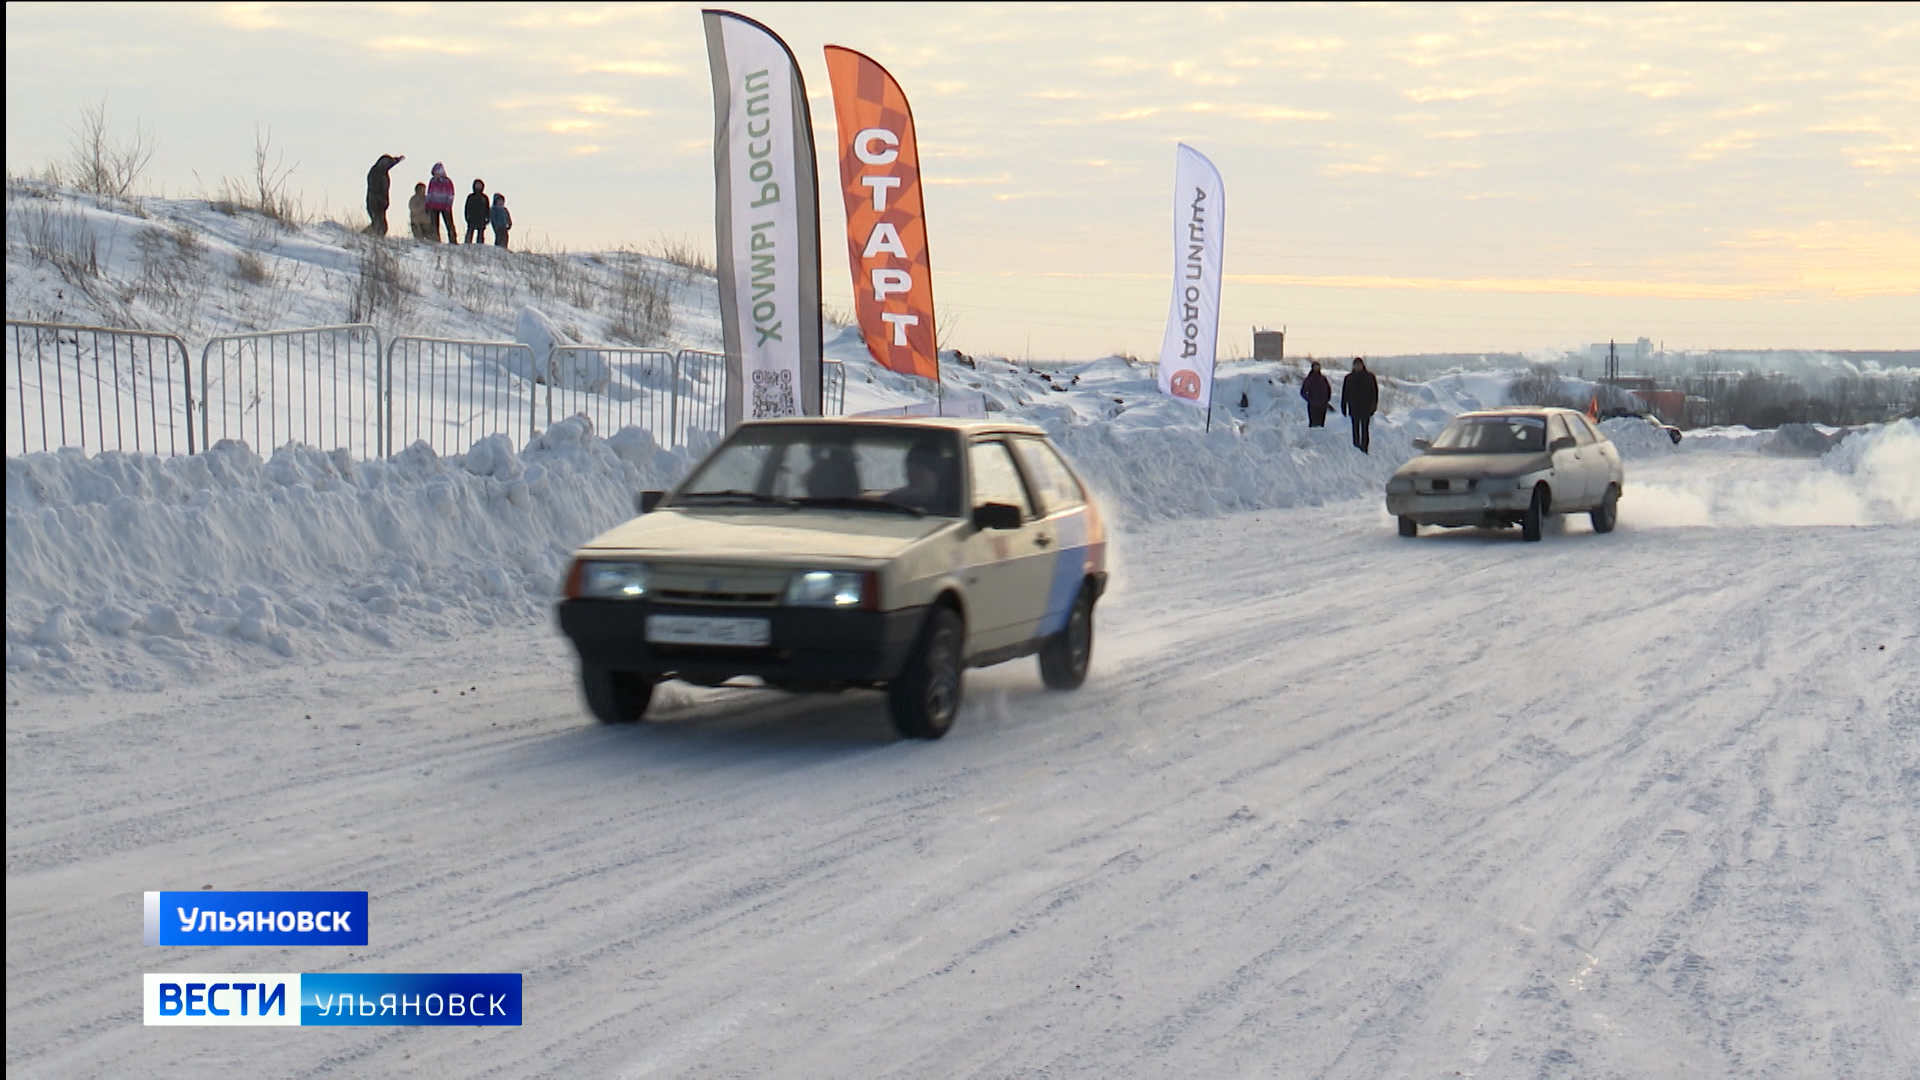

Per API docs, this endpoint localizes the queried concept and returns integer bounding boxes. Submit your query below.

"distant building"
[1589,338,1652,366]
[1253,328,1284,361]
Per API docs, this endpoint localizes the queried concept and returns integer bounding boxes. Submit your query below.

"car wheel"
[1521,485,1548,542]
[1039,584,1095,690]
[1398,515,1418,538]
[582,664,654,724]
[889,606,963,740]
[1590,483,1619,533]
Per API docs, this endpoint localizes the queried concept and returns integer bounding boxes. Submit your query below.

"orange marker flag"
[824,46,939,380]
[1587,395,1600,421]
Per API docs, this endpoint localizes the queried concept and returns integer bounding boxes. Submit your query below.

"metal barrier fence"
[385,336,538,457]
[201,324,384,459]
[12,316,849,460]
[6,320,196,456]
[546,345,680,447]
[823,358,846,418]
[673,349,729,448]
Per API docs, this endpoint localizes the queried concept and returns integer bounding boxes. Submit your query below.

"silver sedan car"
[1385,407,1624,541]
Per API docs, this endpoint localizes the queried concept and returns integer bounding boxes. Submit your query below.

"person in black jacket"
[1339,357,1380,452]
[364,153,404,236]
[1299,360,1332,428]
[464,179,490,244]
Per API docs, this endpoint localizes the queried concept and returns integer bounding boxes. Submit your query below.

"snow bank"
[1760,422,1844,457]
[1598,416,1680,459]
[6,418,687,690]
[1055,421,1415,523]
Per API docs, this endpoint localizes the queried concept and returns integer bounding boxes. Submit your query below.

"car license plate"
[645,615,771,647]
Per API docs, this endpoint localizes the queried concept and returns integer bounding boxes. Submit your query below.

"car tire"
[1398,515,1419,538]
[582,664,654,724]
[1039,584,1095,690]
[889,606,964,740]
[1591,483,1619,533]
[1522,485,1548,542]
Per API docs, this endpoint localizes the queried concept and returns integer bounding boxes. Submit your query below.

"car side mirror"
[972,502,1021,531]
[1550,436,1577,453]
[1412,437,1431,451]
[636,490,665,514]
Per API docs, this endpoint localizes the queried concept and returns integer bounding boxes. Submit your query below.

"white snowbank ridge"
[6,418,685,688]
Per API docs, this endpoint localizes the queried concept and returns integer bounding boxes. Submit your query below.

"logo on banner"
[1156,144,1225,413]
[825,46,940,381]
[705,9,824,426]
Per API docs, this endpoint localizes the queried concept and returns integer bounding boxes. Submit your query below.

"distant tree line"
[1507,364,1918,429]
[1676,369,1919,429]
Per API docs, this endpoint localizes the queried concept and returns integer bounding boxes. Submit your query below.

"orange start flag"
[824,46,939,381]
[1587,395,1600,421]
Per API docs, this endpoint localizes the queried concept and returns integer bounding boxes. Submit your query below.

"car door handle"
[1034,534,1053,548]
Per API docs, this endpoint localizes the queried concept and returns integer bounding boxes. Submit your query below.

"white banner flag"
[703,10,823,426]
[1156,144,1225,412]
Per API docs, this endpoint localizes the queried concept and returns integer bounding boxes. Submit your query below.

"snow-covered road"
[7,457,1916,1078]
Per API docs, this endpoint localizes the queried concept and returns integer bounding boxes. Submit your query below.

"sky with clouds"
[6,2,1916,359]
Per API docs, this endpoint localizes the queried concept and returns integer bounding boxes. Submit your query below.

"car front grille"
[652,588,782,606]
[647,563,789,607]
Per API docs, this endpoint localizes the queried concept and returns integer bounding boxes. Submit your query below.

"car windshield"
[1430,415,1547,453]
[673,423,964,517]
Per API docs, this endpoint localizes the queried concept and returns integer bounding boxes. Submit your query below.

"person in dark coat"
[364,153,404,235]
[463,179,490,244]
[490,193,512,249]
[425,163,457,242]
[1299,360,1332,428]
[1340,357,1380,453]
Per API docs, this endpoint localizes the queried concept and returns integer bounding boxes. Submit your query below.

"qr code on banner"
[751,369,797,418]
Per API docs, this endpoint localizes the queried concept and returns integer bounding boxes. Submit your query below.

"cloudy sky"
[7,2,1916,359]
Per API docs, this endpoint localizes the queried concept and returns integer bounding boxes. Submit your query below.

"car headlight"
[568,561,650,599]
[785,570,872,609]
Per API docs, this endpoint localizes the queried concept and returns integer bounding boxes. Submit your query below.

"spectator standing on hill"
[364,153,403,235]
[490,193,512,250]
[425,163,457,242]
[1300,360,1332,428]
[464,179,490,244]
[1340,357,1380,453]
[407,182,431,239]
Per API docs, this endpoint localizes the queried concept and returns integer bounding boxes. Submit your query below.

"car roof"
[735,415,1045,437]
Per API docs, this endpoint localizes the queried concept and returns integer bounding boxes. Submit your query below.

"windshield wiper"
[791,495,928,517]
[673,489,798,508]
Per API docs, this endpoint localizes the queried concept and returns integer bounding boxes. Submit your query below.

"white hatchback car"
[557,418,1108,739]
[1385,406,1625,541]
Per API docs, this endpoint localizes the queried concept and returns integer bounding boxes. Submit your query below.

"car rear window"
[1430,415,1546,453]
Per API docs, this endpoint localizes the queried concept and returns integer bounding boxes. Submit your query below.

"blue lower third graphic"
[144,974,521,1026]
[145,891,369,946]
